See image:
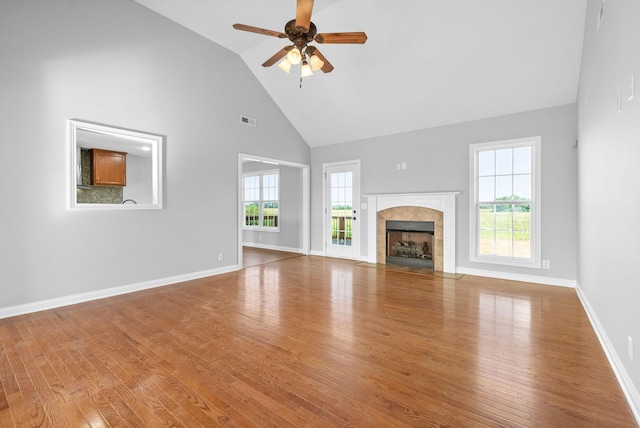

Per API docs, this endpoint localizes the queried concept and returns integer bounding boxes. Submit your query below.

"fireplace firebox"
[386,220,435,269]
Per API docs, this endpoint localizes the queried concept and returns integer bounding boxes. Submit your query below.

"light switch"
[629,74,635,101]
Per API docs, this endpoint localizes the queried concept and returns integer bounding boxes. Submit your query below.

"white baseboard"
[242,242,305,254]
[0,265,241,320]
[306,250,371,261]
[456,266,577,288]
[576,285,640,425]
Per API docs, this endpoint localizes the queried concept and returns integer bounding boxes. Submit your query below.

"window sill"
[242,227,280,233]
[470,254,541,269]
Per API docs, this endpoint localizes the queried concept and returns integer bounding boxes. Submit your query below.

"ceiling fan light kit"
[233,0,367,84]
[287,48,302,65]
[309,54,324,72]
[300,60,313,77]
[278,57,293,73]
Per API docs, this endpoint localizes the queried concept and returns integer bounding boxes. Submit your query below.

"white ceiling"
[134,0,588,148]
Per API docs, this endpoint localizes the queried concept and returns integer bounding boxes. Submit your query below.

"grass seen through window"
[479,204,531,258]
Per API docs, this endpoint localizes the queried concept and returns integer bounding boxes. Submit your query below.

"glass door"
[324,161,360,259]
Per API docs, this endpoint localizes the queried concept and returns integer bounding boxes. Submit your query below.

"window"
[469,137,541,268]
[243,170,279,231]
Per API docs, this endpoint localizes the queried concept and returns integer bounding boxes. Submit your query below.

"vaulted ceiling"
[134,0,588,148]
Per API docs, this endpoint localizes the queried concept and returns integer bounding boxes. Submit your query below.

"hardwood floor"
[242,247,303,268]
[0,253,637,427]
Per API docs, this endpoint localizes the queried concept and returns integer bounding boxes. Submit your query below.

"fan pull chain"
[300,75,302,89]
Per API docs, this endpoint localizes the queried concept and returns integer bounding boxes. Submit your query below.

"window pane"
[331,207,352,247]
[478,204,531,258]
[264,187,274,200]
[243,176,260,201]
[478,151,494,176]
[494,205,513,257]
[262,202,278,227]
[513,147,531,174]
[495,176,512,200]
[479,177,494,201]
[495,149,513,175]
[263,173,278,201]
[330,171,352,246]
[513,175,531,200]
[494,230,514,257]
[244,202,259,226]
[513,207,531,258]
[478,204,495,255]
[338,188,346,205]
[245,188,257,201]
[245,175,258,188]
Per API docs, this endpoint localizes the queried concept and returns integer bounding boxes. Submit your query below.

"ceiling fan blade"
[233,23,287,38]
[315,32,368,44]
[295,0,314,32]
[261,46,294,67]
[305,46,334,73]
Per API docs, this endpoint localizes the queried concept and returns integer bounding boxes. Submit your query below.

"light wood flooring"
[0,249,637,427]
[242,247,303,268]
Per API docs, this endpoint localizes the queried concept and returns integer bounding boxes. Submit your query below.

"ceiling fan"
[233,0,367,77]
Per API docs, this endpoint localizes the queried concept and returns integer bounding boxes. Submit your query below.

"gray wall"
[311,104,578,282]
[123,154,153,204]
[0,0,309,309]
[242,162,304,251]
[578,0,640,409]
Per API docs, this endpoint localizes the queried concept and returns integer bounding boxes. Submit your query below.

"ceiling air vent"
[241,115,257,127]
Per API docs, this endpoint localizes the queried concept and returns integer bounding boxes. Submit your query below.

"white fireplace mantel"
[364,192,460,273]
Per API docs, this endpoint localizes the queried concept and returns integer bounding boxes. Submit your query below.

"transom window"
[469,137,541,268]
[243,170,279,231]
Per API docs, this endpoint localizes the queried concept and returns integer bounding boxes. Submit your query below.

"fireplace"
[364,192,459,273]
[386,220,434,269]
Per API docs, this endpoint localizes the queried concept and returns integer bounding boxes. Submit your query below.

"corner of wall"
[575,283,640,425]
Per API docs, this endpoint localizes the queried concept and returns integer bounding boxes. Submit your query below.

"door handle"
[352,217,357,221]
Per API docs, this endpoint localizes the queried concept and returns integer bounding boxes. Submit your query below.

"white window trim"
[469,136,541,268]
[242,168,280,232]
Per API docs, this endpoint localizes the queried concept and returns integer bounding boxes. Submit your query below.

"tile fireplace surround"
[364,192,459,273]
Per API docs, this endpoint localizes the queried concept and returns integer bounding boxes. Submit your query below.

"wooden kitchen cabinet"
[90,149,127,186]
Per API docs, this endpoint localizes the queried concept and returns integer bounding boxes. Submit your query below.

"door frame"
[322,160,361,260]
[237,153,310,268]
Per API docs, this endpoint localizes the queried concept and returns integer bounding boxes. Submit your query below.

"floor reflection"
[331,268,354,341]
[241,265,281,328]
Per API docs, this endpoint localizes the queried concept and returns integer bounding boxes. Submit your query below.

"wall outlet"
[542,260,550,269]
[629,336,634,362]
[217,252,224,262]
[258,234,262,241]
